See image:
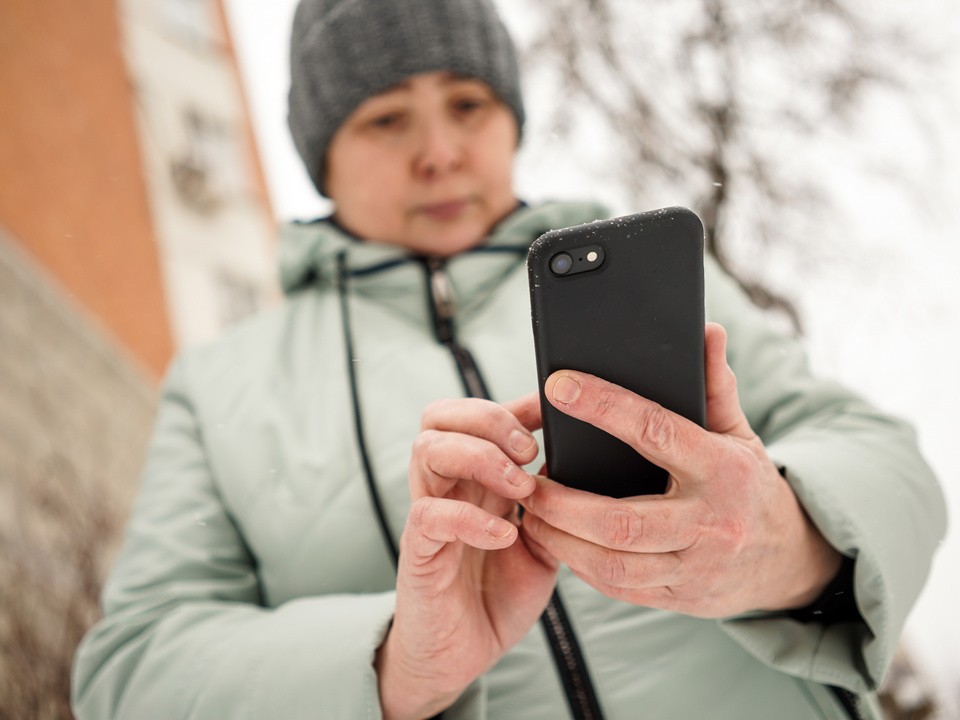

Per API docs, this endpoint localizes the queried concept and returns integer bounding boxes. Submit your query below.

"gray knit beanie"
[287,0,525,196]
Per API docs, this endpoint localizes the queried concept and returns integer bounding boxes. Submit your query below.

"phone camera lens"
[550,252,573,275]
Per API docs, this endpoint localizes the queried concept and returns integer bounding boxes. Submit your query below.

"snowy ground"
[224,0,960,713]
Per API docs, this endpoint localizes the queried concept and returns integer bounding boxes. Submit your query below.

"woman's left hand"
[520,322,842,618]
[376,394,558,720]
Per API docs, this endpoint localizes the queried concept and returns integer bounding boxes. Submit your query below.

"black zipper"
[540,590,606,720]
[425,257,490,398]
[424,257,606,720]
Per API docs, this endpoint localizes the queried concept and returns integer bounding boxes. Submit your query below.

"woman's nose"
[413,118,464,179]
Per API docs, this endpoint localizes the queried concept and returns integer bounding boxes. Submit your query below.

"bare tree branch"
[519,0,949,334]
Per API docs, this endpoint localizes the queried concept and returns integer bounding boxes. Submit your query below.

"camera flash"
[587,251,598,262]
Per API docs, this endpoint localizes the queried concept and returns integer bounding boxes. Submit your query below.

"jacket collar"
[277,200,609,323]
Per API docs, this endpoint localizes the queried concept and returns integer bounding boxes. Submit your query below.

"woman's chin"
[403,220,489,256]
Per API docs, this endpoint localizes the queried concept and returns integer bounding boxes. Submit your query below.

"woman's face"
[325,71,519,256]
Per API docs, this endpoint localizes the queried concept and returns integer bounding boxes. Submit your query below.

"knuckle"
[595,549,629,587]
[724,365,739,393]
[667,550,686,579]
[450,502,472,531]
[461,444,505,486]
[406,497,432,533]
[461,458,483,486]
[412,428,440,455]
[712,362,737,394]
[420,398,452,428]
[716,516,749,554]
[632,404,675,452]
[411,431,442,477]
[479,402,516,445]
[411,434,428,461]
[476,398,505,426]
[593,387,622,424]
[600,505,644,549]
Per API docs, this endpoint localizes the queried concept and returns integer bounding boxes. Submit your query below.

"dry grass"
[0,456,124,720]
[0,236,155,720]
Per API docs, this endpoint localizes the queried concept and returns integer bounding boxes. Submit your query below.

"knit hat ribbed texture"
[288,0,524,196]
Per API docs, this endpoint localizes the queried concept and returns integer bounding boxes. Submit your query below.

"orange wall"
[0,0,173,379]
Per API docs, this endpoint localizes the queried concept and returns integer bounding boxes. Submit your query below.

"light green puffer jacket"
[72,201,945,719]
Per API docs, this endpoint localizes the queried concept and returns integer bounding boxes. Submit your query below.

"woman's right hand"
[376,394,558,720]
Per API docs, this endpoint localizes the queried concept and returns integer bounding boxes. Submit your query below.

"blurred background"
[1,0,957,718]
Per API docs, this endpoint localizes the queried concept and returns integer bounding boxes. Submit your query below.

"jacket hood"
[277,201,609,296]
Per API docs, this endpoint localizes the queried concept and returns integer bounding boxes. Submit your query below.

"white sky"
[223,0,960,712]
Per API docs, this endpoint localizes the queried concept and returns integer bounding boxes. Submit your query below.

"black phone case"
[528,207,706,497]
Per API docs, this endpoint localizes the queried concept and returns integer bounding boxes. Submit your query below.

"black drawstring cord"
[337,252,445,720]
[336,251,400,568]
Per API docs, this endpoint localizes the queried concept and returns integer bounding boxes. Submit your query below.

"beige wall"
[119,0,279,348]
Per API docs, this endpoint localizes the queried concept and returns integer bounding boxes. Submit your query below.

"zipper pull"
[426,257,456,344]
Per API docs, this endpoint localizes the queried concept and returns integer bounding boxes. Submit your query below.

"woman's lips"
[418,199,471,221]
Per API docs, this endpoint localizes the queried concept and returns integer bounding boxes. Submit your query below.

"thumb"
[704,323,753,439]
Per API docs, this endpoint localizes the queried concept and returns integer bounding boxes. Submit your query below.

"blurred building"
[0,0,277,380]
[119,0,278,361]
[0,0,276,714]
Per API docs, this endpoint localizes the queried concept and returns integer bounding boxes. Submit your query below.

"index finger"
[544,370,718,479]
[421,397,539,466]
[522,476,697,553]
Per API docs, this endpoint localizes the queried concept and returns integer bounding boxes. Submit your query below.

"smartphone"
[527,207,706,497]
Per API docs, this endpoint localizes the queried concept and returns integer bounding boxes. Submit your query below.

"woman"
[72,0,945,718]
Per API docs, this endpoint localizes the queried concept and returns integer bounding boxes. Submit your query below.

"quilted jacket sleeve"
[704,257,947,694]
[70,357,404,720]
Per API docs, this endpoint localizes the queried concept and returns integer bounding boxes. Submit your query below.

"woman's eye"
[369,112,405,130]
[453,97,488,115]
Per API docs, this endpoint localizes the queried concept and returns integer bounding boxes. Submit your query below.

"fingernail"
[486,518,513,539]
[506,464,533,488]
[552,375,581,404]
[509,429,536,455]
